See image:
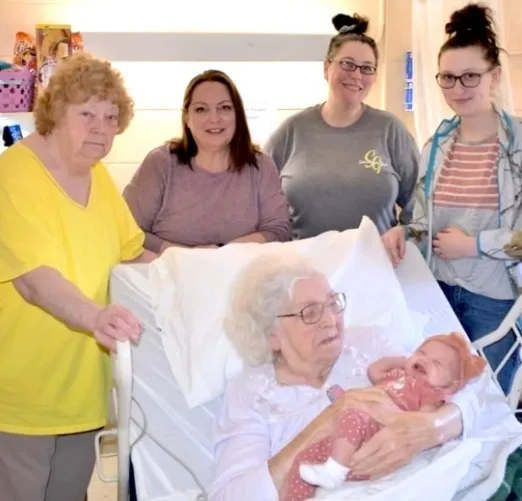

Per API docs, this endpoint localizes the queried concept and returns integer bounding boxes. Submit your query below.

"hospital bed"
[96,239,522,501]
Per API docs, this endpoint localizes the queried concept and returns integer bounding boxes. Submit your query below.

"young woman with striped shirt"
[382,3,522,394]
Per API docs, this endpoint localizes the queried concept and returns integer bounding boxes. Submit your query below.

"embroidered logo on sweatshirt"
[359,149,387,174]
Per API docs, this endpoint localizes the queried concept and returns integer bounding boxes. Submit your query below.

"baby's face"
[407,341,461,389]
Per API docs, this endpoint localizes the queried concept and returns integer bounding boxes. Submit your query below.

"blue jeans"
[438,282,519,395]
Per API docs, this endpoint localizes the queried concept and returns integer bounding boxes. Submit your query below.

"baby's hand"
[381,356,409,372]
[368,356,408,384]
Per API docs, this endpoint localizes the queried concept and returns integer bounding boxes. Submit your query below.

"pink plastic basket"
[0,68,35,112]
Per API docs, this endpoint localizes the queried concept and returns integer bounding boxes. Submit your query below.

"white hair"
[224,253,321,366]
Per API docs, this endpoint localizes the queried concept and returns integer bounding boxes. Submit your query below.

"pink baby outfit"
[379,368,450,411]
[283,369,449,501]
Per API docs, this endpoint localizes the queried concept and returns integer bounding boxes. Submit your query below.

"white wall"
[0,0,519,191]
[505,0,522,116]
[0,0,385,189]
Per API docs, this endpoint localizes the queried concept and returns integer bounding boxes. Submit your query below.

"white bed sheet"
[110,242,522,501]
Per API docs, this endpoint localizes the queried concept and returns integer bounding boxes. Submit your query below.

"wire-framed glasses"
[277,292,347,325]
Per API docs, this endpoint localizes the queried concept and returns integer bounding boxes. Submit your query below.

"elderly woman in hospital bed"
[208,255,497,501]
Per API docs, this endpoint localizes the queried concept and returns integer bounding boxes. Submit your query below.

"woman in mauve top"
[124,69,292,253]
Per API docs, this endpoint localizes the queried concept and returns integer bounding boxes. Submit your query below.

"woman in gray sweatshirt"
[264,13,420,240]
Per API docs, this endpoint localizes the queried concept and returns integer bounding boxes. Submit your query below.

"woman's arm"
[210,378,336,500]
[478,229,521,260]
[227,156,292,245]
[254,155,292,243]
[125,249,158,263]
[263,119,292,172]
[387,119,420,226]
[159,241,220,252]
[210,378,279,501]
[157,240,190,253]
[432,403,464,443]
[482,119,522,259]
[347,402,463,478]
[12,266,141,351]
[268,407,336,494]
[13,266,103,333]
[123,146,170,253]
[228,233,267,244]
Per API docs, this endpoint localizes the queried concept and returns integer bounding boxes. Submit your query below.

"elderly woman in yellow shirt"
[0,53,156,501]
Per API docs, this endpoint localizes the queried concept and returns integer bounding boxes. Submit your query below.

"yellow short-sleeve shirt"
[0,143,145,435]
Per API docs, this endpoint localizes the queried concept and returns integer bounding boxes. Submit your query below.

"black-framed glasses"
[277,292,347,325]
[435,69,491,89]
[329,59,377,76]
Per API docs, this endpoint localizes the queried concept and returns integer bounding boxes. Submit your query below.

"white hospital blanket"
[110,237,522,501]
[313,441,482,501]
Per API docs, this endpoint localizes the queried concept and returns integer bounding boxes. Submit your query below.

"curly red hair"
[34,52,134,136]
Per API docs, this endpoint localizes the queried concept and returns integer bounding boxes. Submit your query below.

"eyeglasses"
[435,69,491,89]
[329,59,377,76]
[277,292,347,325]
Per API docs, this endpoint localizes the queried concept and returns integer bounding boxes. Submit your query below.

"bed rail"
[472,293,522,411]
[94,340,133,501]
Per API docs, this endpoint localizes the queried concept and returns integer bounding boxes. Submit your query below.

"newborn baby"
[284,333,486,501]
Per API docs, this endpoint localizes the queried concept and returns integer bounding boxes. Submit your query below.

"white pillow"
[340,216,419,350]
[149,216,416,407]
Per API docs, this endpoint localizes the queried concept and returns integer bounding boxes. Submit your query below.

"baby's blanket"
[311,440,482,501]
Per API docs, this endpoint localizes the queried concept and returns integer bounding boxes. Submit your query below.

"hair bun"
[445,3,494,38]
[332,13,369,35]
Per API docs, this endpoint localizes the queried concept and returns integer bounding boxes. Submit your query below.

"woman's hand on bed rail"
[12,266,142,353]
[382,226,406,268]
[92,304,143,352]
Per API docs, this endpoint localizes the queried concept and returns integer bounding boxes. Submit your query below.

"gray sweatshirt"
[264,104,419,239]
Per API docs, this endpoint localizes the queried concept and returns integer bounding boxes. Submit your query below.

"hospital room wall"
[0,0,520,191]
